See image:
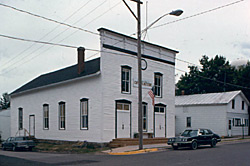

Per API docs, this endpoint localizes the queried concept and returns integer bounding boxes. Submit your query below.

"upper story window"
[59,102,66,130]
[80,98,88,130]
[242,101,245,110]
[154,73,163,97]
[232,99,235,109]
[43,104,49,130]
[18,108,23,130]
[121,66,131,94]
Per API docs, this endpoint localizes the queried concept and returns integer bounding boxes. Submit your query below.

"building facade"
[0,108,10,140]
[10,28,178,143]
[175,91,249,137]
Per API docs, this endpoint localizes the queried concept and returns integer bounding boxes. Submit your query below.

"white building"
[0,108,11,140]
[175,91,249,137]
[10,28,178,143]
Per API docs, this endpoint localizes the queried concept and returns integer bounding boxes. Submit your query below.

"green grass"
[33,141,109,154]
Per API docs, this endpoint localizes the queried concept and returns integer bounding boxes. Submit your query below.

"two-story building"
[10,28,178,143]
[175,91,249,137]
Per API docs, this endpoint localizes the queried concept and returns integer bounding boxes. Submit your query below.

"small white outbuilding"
[175,91,249,137]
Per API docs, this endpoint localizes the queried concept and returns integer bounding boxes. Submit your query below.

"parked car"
[168,129,221,150]
[2,136,36,151]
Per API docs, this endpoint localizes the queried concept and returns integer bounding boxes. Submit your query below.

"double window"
[154,106,165,113]
[121,66,131,93]
[43,104,49,129]
[154,73,162,97]
[18,108,23,130]
[59,102,66,130]
[80,99,88,130]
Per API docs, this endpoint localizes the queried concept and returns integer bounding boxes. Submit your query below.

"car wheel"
[191,141,198,150]
[211,139,217,148]
[2,145,6,151]
[28,147,33,151]
[172,145,178,150]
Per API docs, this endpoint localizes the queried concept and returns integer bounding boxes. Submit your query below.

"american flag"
[148,86,155,106]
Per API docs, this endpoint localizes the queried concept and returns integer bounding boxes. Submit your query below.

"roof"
[175,90,249,106]
[98,28,179,54]
[11,58,100,95]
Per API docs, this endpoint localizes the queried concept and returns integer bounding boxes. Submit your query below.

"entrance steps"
[109,138,168,148]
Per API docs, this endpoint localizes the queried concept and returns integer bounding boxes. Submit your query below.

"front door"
[116,103,130,138]
[154,106,166,137]
[29,115,35,136]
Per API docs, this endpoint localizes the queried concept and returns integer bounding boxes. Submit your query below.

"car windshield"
[181,130,198,137]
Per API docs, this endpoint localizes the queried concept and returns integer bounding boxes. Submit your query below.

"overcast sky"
[0,0,249,96]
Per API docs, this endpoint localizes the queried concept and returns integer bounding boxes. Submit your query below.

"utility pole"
[123,0,143,150]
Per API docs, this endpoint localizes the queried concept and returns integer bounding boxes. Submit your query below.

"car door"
[198,129,207,145]
[204,129,213,144]
[5,137,13,148]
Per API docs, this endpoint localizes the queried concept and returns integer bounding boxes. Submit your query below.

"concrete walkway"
[103,136,250,155]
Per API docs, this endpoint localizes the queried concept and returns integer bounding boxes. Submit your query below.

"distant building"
[0,108,10,140]
[175,91,249,137]
[10,28,178,143]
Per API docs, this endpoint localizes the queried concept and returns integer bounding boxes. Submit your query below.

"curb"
[108,148,158,155]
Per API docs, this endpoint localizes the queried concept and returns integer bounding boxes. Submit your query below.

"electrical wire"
[0,0,93,69]
[0,2,99,36]
[151,0,245,29]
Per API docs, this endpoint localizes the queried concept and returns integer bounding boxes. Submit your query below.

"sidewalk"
[103,136,250,155]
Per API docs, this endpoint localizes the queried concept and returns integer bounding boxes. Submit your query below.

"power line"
[151,0,245,29]
[0,0,93,69]
[0,34,78,48]
[0,2,99,36]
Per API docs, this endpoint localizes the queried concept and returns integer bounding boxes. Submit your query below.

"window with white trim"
[59,102,66,130]
[154,106,165,113]
[232,99,235,109]
[43,104,49,129]
[242,101,245,110]
[154,73,162,97]
[121,66,131,93]
[18,108,23,130]
[80,99,88,129]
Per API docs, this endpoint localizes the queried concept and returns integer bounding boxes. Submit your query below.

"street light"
[141,9,183,35]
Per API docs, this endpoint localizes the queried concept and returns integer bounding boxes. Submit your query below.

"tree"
[0,93,10,110]
[176,55,250,101]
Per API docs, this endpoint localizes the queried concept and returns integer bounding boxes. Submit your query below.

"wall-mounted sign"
[133,79,152,89]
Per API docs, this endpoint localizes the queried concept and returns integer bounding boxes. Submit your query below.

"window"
[154,73,162,97]
[242,101,245,110]
[121,66,131,93]
[117,103,130,111]
[59,102,66,130]
[235,118,241,126]
[186,117,191,128]
[80,99,88,130]
[232,99,235,109]
[154,105,165,113]
[43,104,49,129]
[142,103,147,131]
[18,108,23,130]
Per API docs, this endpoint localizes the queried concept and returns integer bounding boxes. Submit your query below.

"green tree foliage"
[0,93,10,110]
[176,55,250,101]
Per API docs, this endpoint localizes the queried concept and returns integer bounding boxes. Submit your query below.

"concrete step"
[109,138,168,148]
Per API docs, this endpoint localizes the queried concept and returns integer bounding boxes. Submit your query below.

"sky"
[0,0,250,96]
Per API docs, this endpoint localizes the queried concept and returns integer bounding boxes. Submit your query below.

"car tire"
[28,147,33,151]
[191,141,198,150]
[2,145,6,151]
[211,139,217,148]
[172,145,178,150]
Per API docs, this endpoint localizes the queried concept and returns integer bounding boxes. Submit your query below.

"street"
[1,141,250,166]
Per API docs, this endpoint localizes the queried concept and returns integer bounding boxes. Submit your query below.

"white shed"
[175,91,249,137]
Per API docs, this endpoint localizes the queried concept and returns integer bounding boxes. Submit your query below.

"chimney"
[77,47,85,74]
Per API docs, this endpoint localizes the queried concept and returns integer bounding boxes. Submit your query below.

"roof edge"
[98,27,179,54]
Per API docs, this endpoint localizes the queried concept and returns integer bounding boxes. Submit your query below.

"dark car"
[2,136,36,151]
[168,129,221,150]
